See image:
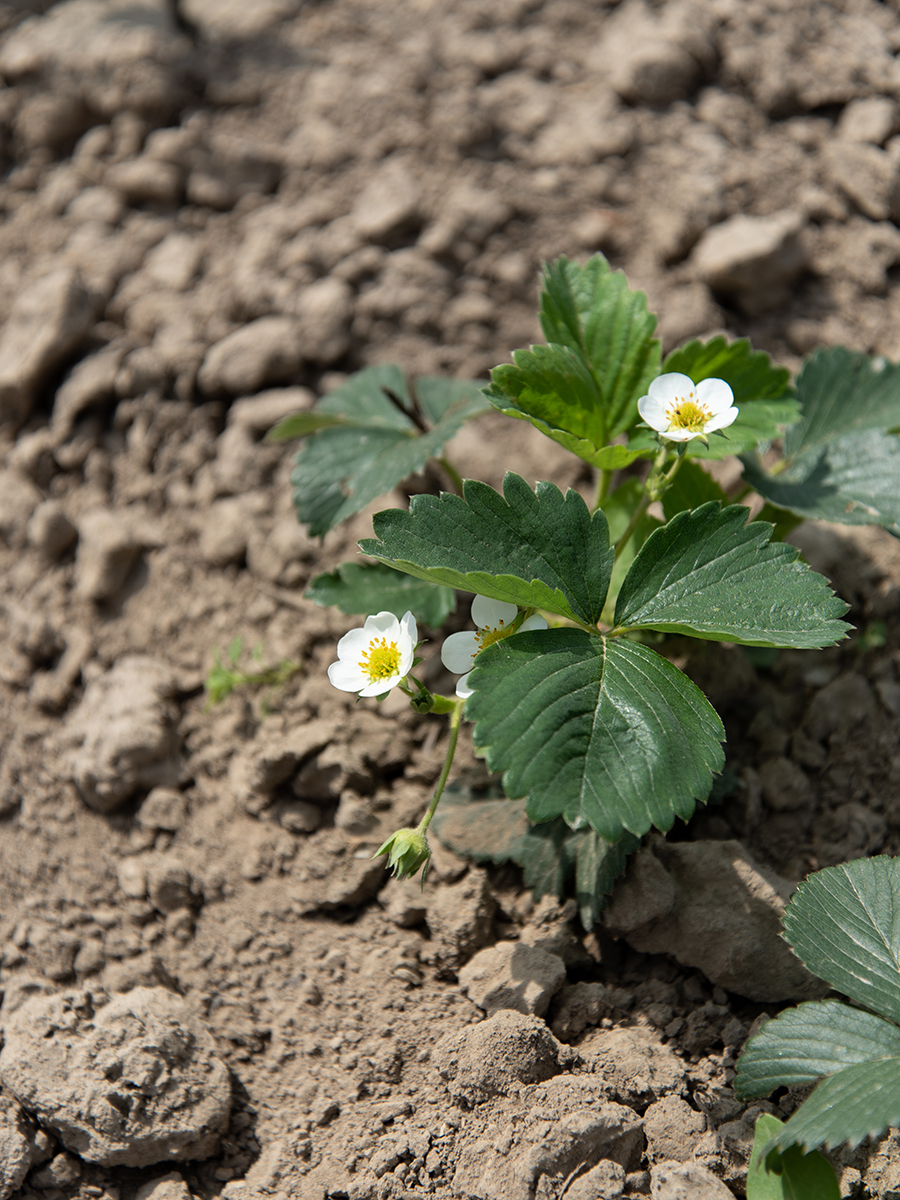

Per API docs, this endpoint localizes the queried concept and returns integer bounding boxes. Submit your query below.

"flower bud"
[374,827,430,880]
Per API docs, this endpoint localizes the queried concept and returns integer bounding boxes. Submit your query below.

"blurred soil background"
[1,1,900,1198]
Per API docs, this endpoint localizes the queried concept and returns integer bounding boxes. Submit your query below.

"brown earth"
[1,1,900,1198]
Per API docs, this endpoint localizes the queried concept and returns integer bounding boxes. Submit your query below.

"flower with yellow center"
[441,595,548,699]
[638,372,738,442]
[328,610,417,698]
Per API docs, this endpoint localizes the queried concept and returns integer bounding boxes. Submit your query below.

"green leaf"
[467,627,725,842]
[661,459,728,520]
[735,1001,900,1097]
[486,255,660,463]
[744,348,900,534]
[600,477,663,625]
[360,473,615,627]
[267,411,351,440]
[539,255,661,439]
[775,1057,900,1153]
[290,365,489,536]
[662,336,799,460]
[614,503,851,648]
[305,562,455,626]
[430,780,638,922]
[747,1114,840,1200]
[782,856,900,1025]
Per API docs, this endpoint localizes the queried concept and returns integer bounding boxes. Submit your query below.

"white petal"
[471,595,518,629]
[638,394,669,431]
[519,615,549,632]
[359,674,400,698]
[661,426,703,441]
[334,627,371,661]
[704,405,739,432]
[363,611,402,639]
[328,660,367,692]
[647,373,696,404]
[455,672,474,699]
[441,630,480,673]
[397,610,418,674]
[695,376,735,415]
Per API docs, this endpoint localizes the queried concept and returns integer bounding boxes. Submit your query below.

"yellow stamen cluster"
[359,637,401,682]
[666,393,712,431]
[475,622,511,654]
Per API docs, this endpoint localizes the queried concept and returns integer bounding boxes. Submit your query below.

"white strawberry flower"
[441,595,548,699]
[638,372,738,442]
[328,610,417,698]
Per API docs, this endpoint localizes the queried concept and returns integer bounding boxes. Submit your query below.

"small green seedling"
[746,1113,840,1200]
[205,636,302,712]
[736,856,900,1157]
[272,253,900,897]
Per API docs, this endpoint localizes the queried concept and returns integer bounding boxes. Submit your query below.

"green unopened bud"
[374,827,430,880]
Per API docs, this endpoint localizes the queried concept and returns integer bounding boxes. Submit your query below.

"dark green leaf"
[735,1001,900,1097]
[267,411,350,440]
[360,473,615,627]
[662,459,728,521]
[782,856,900,1025]
[539,255,661,439]
[747,1114,840,1200]
[305,562,455,625]
[290,366,489,536]
[486,255,660,463]
[662,336,798,460]
[467,628,725,842]
[614,503,851,648]
[775,1057,900,1153]
[744,348,900,534]
[575,829,640,929]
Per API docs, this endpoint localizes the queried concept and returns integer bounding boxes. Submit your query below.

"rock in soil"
[0,987,230,1167]
[457,940,567,1018]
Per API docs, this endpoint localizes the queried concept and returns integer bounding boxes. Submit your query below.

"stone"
[141,232,203,292]
[603,839,825,1002]
[106,158,185,206]
[197,317,303,396]
[138,787,189,832]
[0,1093,34,1200]
[181,0,301,40]
[350,161,422,242]
[580,1026,686,1109]
[199,496,252,566]
[0,987,230,1167]
[0,0,193,124]
[0,268,95,426]
[432,1010,573,1105]
[426,870,497,968]
[228,719,339,813]
[117,855,149,899]
[838,97,898,145]
[758,756,812,812]
[564,1161,626,1200]
[690,211,807,315]
[651,1160,735,1199]
[549,981,634,1043]
[134,1173,193,1200]
[824,139,896,220]
[379,877,428,928]
[292,277,352,364]
[246,517,314,584]
[802,672,880,744]
[289,856,386,912]
[458,941,567,1018]
[52,343,127,438]
[643,1096,706,1163]
[75,507,163,602]
[146,855,193,914]
[65,656,182,813]
[0,469,43,548]
[26,499,78,560]
[30,1152,81,1189]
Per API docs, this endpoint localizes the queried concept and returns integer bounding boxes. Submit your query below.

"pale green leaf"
[775,1057,900,1152]
[305,562,455,625]
[747,1114,840,1200]
[467,628,725,842]
[360,473,615,627]
[614,503,850,648]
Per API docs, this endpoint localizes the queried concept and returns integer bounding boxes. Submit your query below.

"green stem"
[436,456,465,495]
[416,700,463,836]
[592,466,611,512]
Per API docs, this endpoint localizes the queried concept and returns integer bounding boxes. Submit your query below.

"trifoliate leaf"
[746,1114,840,1200]
[305,562,455,625]
[467,627,725,843]
[614,503,851,648]
[774,1057,900,1153]
[736,1000,900,1097]
[743,348,900,534]
[782,856,900,1025]
[662,336,798,460]
[289,365,489,536]
[360,473,615,627]
[486,255,660,464]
